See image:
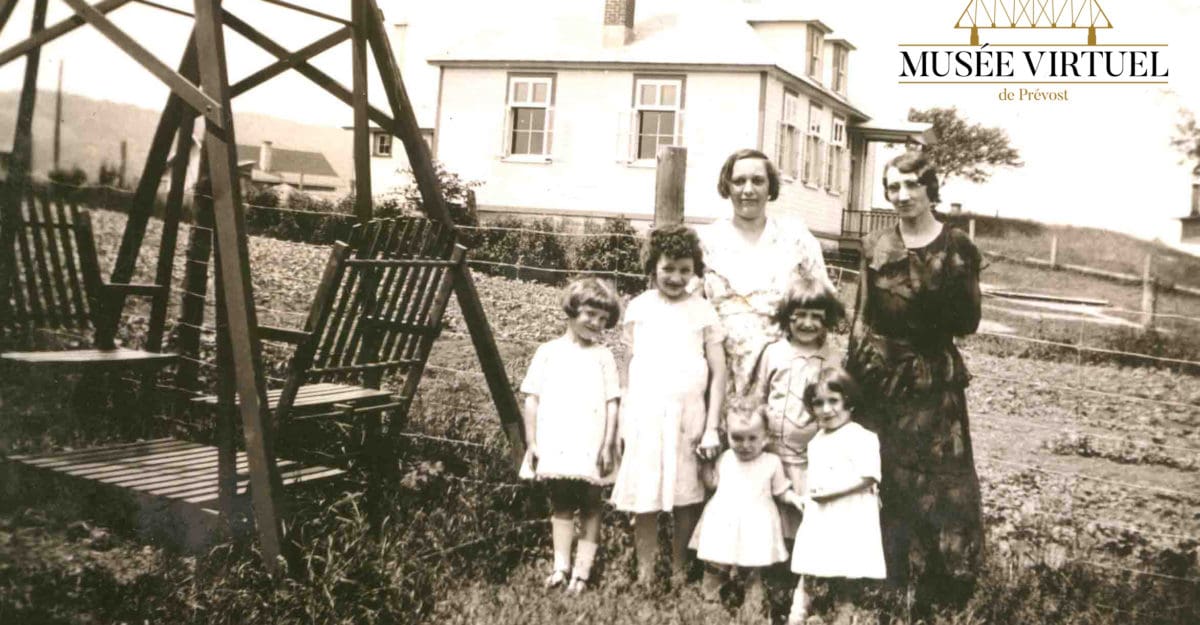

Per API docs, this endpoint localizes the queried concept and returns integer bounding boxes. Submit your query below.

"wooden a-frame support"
[0,0,524,575]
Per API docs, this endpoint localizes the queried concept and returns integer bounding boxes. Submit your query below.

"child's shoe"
[544,569,569,589]
[567,540,597,595]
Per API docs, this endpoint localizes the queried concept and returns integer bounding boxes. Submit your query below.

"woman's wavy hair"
[882,149,940,204]
[717,148,781,201]
[643,224,705,280]
[560,277,622,329]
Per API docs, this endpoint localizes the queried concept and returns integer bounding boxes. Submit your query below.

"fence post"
[1141,254,1157,330]
[654,146,686,227]
[968,218,976,241]
[1049,235,1058,268]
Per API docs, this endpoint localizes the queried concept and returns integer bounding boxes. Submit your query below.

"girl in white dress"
[520,278,622,594]
[689,404,805,613]
[788,367,886,625]
[611,225,727,585]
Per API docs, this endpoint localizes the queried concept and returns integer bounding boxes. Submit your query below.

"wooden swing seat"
[0,187,177,372]
[191,217,464,459]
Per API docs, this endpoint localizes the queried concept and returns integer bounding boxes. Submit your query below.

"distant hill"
[0,90,354,185]
[956,213,1200,289]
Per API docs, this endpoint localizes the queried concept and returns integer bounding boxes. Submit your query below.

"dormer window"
[806,25,824,80]
[832,45,848,93]
[827,39,855,95]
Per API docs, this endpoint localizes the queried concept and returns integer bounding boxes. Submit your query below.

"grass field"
[1,211,1198,624]
[954,213,1200,291]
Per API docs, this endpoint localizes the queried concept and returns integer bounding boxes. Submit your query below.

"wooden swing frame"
[0,0,524,575]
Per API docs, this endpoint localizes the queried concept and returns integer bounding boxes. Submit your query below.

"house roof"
[426,0,865,118]
[234,144,338,177]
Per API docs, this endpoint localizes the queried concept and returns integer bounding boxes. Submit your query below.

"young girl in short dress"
[520,277,622,594]
[611,224,727,584]
[690,403,805,612]
[788,367,886,625]
[749,275,845,540]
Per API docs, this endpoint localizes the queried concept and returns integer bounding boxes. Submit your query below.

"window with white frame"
[777,91,802,179]
[633,78,683,160]
[503,76,554,157]
[372,132,392,157]
[802,103,825,186]
[831,45,849,94]
[826,115,847,193]
[806,26,824,81]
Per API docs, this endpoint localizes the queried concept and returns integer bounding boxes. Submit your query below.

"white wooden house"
[370,0,928,248]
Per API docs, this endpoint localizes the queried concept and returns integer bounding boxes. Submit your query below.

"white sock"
[572,539,598,581]
[551,517,574,572]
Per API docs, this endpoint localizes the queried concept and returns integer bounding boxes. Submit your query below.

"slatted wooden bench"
[3,437,345,550]
[191,217,466,466]
[0,186,176,372]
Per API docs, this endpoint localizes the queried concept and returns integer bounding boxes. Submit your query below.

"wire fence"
[8,180,1200,589]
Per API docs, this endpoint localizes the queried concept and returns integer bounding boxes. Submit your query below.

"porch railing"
[841,208,898,239]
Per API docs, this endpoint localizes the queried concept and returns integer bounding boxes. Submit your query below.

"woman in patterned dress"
[846,150,984,615]
[699,149,830,401]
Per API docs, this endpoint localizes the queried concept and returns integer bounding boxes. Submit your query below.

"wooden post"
[147,110,196,352]
[1049,235,1058,268]
[351,0,372,222]
[654,146,686,227]
[1141,254,1157,330]
[193,0,289,575]
[0,0,18,36]
[364,0,526,469]
[968,218,976,241]
[118,140,127,188]
[54,60,63,170]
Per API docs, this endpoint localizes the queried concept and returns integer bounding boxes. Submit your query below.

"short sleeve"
[621,293,646,347]
[519,343,549,395]
[599,348,621,400]
[853,427,882,482]
[769,454,791,496]
[692,295,726,343]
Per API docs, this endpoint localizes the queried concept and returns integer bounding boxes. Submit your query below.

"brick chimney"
[602,0,635,48]
[259,140,273,172]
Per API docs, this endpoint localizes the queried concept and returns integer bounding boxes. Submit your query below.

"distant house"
[235,141,342,199]
[376,0,928,249]
[340,125,434,197]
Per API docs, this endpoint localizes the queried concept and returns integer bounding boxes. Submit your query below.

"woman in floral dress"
[699,149,830,398]
[846,150,984,616]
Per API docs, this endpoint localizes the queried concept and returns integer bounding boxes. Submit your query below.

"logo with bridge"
[956,0,1112,45]
[899,0,1167,94]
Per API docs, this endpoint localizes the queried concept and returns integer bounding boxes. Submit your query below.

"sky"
[1,0,1197,251]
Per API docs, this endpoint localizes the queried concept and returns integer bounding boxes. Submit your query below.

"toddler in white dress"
[788,367,886,625]
[520,278,622,594]
[690,403,805,615]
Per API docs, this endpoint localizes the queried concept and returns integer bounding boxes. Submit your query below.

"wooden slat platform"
[1,347,178,370]
[190,381,392,409]
[5,438,344,512]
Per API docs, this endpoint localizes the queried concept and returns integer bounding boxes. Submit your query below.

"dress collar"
[869,224,948,270]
